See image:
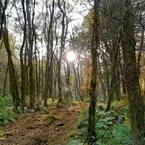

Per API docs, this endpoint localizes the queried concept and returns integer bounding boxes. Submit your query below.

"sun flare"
[66,51,76,62]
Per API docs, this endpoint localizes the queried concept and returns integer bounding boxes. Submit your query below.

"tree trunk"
[87,0,100,144]
[43,0,55,106]
[122,0,145,144]
[2,25,19,112]
[2,63,8,97]
[57,0,66,104]
[26,0,36,108]
[20,0,27,112]
[0,2,20,112]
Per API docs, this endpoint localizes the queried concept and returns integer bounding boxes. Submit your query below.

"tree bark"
[2,63,8,97]
[26,0,36,108]
[87,0,100,144]
[57,0,66,104]
[43,0,55,106]
[122,0,145,144]
[0,2,20,112]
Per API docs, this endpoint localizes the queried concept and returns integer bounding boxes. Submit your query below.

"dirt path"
[0,103,86,145]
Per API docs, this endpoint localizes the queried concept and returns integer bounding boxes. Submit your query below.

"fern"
[67,139,84,145]
[69,104,132,145]
[112,124,132,145]
[0,111,15,124]
[0,96,16,125]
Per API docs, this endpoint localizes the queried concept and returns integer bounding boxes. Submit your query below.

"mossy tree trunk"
[0,1,20,112]
[57,0,67,104]
[122,0,145,144]
[26,0,36,108]
[20,0,27,112]
[43,0,55,107]
[87,0,100,144]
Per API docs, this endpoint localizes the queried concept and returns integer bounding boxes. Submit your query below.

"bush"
[0,96,13,108]
[71,105,132,145]
[111,124,132,145]
[0,96,16,125]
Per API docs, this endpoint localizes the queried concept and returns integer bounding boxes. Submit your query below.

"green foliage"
[0,111,15,124]
[0,95,13,108]
[70,104,132,145]
[95,111,115,140]
[112,99,129,115]
[67,139,84,145]
[111,124,133,145]
[143,95,145,103]
[79,110,88,127]
[0,96,16,125]
[76,110,88,140]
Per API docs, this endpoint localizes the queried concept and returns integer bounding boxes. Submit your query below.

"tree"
[57,0,67,104]
[0,0,20,112]
[122,0,145,144]
[87,0,100,144]
[43,0,55,106]
[99,0,122,111]
[20,0,27,112]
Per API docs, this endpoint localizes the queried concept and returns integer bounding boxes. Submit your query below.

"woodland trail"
[0,103,86,145]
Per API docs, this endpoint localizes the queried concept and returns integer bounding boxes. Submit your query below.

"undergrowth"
[0,95,16,125]
[67,100,133,145]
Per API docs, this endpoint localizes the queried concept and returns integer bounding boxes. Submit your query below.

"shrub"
[0,96,16,125]
[72,105,132,145]
[111,124,133,145]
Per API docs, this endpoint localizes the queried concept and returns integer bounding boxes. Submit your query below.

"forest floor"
[0,103,87,145]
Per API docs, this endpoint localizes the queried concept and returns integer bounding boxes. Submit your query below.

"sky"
[6,0,91,58]
[68,0,91,32]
